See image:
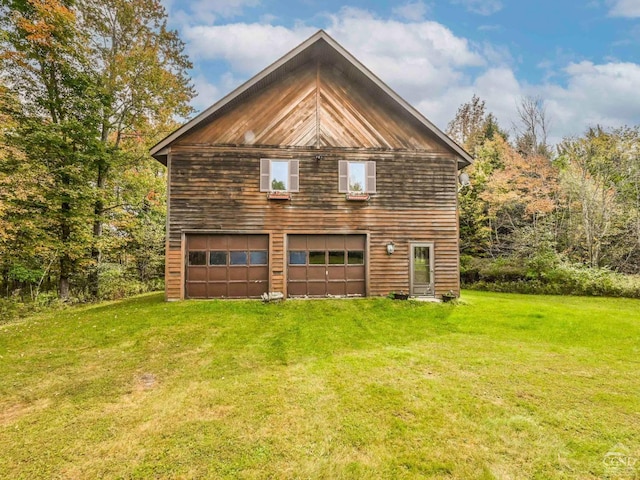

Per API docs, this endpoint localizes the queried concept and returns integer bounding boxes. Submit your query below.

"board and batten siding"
[164,146,460,300]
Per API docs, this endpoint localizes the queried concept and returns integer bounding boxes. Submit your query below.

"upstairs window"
[260,159,299,198]
[339,161,376,198]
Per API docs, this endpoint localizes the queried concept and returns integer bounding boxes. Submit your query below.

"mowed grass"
[1,292,639,479]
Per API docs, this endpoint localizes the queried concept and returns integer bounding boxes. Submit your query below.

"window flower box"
[346,193,370,201]
[267,191,291,200]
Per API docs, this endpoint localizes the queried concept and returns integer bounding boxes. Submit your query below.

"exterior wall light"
[386,241,395,255]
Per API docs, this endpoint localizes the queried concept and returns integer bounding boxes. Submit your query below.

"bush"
[98,263,164,300]
[463,256,640,298]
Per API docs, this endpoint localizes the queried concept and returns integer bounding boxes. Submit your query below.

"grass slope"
[1,292,639,479]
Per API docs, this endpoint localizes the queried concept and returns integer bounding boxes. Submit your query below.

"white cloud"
[324,7,485,102]
[541,61,640,141]
[450,0,503,16]
[392,1,430,21]
[191,75,221,111]
[176,6,640,147]
[183,23,317,73]
[608,0,640,17]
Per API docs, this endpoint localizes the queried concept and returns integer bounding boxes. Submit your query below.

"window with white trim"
[260,159,299,194]
[338,160,376,195]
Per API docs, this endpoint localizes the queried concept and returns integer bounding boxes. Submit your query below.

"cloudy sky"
[160,0,640,146]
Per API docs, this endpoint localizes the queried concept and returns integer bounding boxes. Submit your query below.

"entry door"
[411,243,434,296]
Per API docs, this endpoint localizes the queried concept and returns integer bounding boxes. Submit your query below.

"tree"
[479,136,559,256]
[1,0,103,299]
[446,94,488,153]
[79,0,194,298]
[514,96,552,158]
[557,126,639,271]
[1,0,193,300]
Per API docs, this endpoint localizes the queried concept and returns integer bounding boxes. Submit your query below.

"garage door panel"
[288,235,306,249]
[249,266,269,281]
[229,267,248,281]
[229,236,248,250]
[307,236,326,249]
[228,283,248,298]
[208,236,228,249]
[288,282,307,296]
[288,266,307,281]
[248,282,268,297]
[208,267,227,281]
[189,236,208,249]
[189,268,208,282]
[249,236,268,249]
[326,236,344,249]
[347,281,365,295]
[347,265,365,280]
[207,283,227,298]
[327,282,346,296]
[308,282,327,296]
[287,234,366,298]
[186,234,268,299]
[188,283,207,298]
[327,266,346,280]
[346,236,365,249]
[308,266,326,281]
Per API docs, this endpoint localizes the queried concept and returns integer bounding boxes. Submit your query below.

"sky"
[160,0,640,146]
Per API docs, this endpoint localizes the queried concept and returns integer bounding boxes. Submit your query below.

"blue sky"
[161,0,640,145]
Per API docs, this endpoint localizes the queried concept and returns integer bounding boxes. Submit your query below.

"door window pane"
[289,251,306,265]
[209,251,227,265]
[328,251,345,264]
[413,246,430,283]
[348,251,364,264]
[230,251,248,265]
[348,162,366,192]
[309,251,325,265]
[250,251,268,265]
[270,160,289,191]
[188,251,206,266]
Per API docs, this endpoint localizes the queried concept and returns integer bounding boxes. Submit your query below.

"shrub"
[463,256,640,298]
[98,263,164,300]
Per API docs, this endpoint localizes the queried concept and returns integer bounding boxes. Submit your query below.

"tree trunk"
[89,161,107,299]
[59,202,72,301]
[59,258,70,300]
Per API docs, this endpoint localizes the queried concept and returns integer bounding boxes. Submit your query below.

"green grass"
[1,291,639,479]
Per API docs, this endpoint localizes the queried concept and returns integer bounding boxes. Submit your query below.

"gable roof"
[150,30,473,168]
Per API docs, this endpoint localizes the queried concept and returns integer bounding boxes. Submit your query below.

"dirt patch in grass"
[0,398,51,426]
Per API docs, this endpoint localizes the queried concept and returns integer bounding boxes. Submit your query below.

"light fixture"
[386,241,395,255]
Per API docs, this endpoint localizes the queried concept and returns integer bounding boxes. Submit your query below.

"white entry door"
[410,243,434,296]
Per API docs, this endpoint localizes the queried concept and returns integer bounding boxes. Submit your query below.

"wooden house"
[150,30,472,300]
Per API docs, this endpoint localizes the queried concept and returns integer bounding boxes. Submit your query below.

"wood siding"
[175,60,447,152]
[165,146,460,300]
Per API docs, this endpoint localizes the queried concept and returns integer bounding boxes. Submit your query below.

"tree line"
[450,95,640,294]
[1,2,638,309]
[0,0,193,305]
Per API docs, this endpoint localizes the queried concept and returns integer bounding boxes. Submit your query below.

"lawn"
[1,291,639,479]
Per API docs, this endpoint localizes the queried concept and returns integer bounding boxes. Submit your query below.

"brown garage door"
[186,234,269,299]
[287,234,366,297]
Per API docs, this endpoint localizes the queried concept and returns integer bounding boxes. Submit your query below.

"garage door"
[186,234,269,298]
[287,234,366,297]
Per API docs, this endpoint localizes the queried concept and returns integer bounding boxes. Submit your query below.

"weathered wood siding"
[163,55,462,300]
[175,60,447,152]
[165,146,459,299]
